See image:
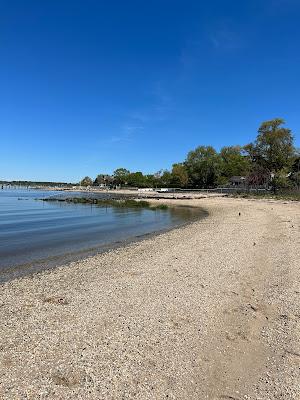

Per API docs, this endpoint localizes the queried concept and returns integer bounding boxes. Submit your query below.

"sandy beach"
[0,197,299,399]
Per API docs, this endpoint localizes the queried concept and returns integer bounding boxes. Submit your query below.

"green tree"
[291,171,300,190]
[144,174,155,187]
[171,163,189,187]
[80,176,93,186]
[245,118,296,192]
[160,170,172,187]
[220,146,250,178]
[271,168,293,192]
[185,146,221,187]
[291,153,300,189]
[113,168,130,185]
[127,172,146,187]
[151,170,164,188]
[252,118,295,172]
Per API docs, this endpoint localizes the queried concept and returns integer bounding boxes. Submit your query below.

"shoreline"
[0,204,208,284]
[0,197,299,399]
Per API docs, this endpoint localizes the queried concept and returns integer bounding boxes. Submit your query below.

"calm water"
[0,189,203,278]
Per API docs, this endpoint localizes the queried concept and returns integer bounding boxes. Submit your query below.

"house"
[95,175,115,188]
[229,176,246,187]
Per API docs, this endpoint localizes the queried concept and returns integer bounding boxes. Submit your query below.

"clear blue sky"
[1,0,300,182]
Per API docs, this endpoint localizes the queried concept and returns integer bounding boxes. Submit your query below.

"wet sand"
[0,197,299,399]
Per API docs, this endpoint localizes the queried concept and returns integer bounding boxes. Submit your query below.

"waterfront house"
[229,176,246,187]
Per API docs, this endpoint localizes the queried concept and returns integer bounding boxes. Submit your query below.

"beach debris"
[43,296,69,305]
[51,370,85,387]
[280,314,289,320]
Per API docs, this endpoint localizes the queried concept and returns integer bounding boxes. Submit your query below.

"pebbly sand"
[0,197,299,399]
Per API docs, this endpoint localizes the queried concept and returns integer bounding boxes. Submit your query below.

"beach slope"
[0,197,299,399]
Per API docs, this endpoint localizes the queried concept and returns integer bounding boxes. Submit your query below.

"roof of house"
[229,176,246,182]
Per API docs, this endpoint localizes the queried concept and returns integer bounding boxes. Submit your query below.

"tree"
[270,168,293,193]
[220,146,250,178]
[185,146,221,187]
[252,118,295,172]
[113,168,130,185]
[127,172,146,187]
[80,176,93,186]
[160,170,172,187]
[144,174,156,187]
[152,170,164,188]
[291,153,300,189]
[245,118,296,192]
[291,171,300,190]
[246,164,270,189]
[171,163,189,187]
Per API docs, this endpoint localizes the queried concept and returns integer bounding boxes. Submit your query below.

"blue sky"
[1,0,300,182]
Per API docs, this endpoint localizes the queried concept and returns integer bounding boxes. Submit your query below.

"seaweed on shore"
[230,192,300,201]
[43,197,168,210]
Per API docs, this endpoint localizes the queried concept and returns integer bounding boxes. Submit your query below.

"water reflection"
[0,189,206,276]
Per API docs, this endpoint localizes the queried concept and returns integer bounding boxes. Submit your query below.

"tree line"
[80,119,300,192]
